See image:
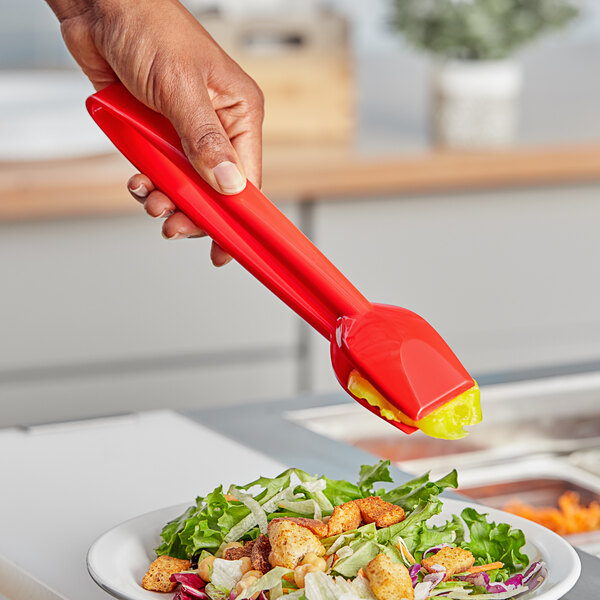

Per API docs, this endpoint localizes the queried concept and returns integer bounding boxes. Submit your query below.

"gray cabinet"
[0,208,299,426]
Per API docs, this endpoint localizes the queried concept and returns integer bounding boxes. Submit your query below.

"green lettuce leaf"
[412,514,465,561]
[322,477,362,506]
[156,504,197,559]
[377,499,443,553]
[381,470,458,511]
[357,460,394,496]
[461,507,529,573]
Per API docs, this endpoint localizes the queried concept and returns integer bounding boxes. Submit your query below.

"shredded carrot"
[466,562,504,574]
[282,574,295,583]
[224,493,237,502]
[396,542,416,565]
[357,568,366,578]
[504,491,600,536]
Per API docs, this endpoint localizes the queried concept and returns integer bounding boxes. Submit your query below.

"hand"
[47,0,264,266]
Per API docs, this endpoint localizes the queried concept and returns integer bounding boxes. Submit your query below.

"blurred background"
[1,0,600,426]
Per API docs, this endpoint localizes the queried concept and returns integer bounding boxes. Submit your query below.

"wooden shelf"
[2,144,600,223]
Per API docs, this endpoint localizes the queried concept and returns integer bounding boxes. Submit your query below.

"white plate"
[87,498,581,600]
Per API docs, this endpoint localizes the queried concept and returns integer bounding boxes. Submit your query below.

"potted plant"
[389,0,579,149]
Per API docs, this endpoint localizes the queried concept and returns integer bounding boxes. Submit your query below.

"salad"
[141,461,547,600]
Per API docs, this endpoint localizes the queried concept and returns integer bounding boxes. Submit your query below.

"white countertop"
[0,410,285,599]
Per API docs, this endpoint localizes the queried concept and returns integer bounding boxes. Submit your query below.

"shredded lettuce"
[210,558,244,591]
[278,499,323,520]
[239,567,292,600]
[331,539,380,578]
[303,571,376,600]
[204,583,229,600]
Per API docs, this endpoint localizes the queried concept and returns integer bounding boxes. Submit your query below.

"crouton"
[373,504,406,528]
[268,519,325,569]
[270,517,329,537]
[365,553,414,600]
[327,501,362,536]
[223,541,254,561]
[251,534,272,573]
[142,555,191,592]
[355,497,405,528]
[422,547,474,580]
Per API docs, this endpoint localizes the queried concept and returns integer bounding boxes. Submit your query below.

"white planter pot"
[432,59,522,149]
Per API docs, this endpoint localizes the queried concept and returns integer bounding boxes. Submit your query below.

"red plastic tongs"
[87,84,476,434]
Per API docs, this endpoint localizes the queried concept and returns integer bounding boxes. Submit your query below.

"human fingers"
[162,210,207,241]
[211,242,232,267]
[127,174,210,239]
[127,173,155,204]
[216,83,264,189]
[127,175,175,219]
[140,189,174,219]
[226,109,263,189]
[161,210,232,267]
[161,84,247,196]
[162,210,208,239]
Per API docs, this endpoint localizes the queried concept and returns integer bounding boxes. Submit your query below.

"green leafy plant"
[389,0,579,60]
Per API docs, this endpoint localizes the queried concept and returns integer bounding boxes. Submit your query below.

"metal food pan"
[287,372,600,473]
[459,477,600,509]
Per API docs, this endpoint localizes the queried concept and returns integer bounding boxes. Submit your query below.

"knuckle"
[182,127,229,160]
[245,80,265,116]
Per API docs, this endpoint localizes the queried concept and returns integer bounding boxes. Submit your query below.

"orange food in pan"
[504,491,600,535]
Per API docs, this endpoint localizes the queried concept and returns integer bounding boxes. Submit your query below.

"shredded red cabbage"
[504,574,523,587]
[171,573,207,588]
[409,564,421,587]
[170,572,209,600]
[423,567,446,591]
[422,543,453,559]
[456,571,516,594]
[454,561,547,596]
[523,562,548,593]
[174,590,211,600]
[457,572,491,588]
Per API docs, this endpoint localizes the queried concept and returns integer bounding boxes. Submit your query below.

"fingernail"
[129,182,148,198]
[215,256,233,267]
[162,231,184,240]
[212,161,246,194]
[158,209,175,218]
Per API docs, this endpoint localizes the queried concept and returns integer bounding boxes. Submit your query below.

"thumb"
[164,88,247,196]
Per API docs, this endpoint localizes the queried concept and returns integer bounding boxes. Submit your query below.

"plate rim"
[87,497,581,600]
[87,503,189,600]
